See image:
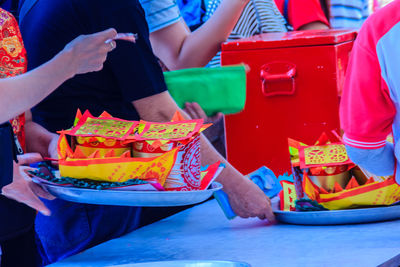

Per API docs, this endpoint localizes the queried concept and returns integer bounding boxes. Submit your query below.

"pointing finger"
[95,28,117,43]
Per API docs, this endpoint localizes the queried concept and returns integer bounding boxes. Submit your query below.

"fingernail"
[40,210,51,216]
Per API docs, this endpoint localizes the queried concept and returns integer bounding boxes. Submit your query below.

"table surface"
[51,200,400,267]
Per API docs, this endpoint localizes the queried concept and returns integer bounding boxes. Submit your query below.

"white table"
[51,200,400,267]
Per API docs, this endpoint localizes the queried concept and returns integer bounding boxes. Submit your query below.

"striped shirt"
[205,0,287,67]
[330,0,372,28]
[140,0,286,67]
[139,0,181,33]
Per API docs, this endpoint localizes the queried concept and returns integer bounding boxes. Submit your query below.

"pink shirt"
[340,0,400,150]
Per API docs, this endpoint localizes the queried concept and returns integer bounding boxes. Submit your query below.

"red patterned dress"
[0,9,28,152]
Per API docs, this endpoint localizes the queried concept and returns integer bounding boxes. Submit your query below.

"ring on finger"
[109,41,115,50]
[105,39,115,50]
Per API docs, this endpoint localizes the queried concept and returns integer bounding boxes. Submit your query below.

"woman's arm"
[149,0,249,70]
[0,28,117,123]
[298,21,329,30]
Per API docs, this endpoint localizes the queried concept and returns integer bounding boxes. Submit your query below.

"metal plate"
[111,260,250,267]
[41,183,222,207]
[274,205,400,225]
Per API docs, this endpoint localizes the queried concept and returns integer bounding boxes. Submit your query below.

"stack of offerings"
[53,110,223,191]
[279,132,400,211]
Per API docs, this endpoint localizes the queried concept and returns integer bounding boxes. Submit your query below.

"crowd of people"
[0,0,397,266]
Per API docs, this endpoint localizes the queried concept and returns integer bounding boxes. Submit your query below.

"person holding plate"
[0,4,118,265]
[18,0,276,264]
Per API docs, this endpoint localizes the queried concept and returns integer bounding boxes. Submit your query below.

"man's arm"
[149,0,249,70]
[0,28,117,124]
[298,21,329,30]
[133,91,275,221]
[27,90,275,220]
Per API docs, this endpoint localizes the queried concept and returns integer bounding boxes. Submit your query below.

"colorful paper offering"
[136,120,204,141]
[56,110,223,191]
[30,162,161,191]
[285,132,400,211]
[280,180,297,212]
[70,111,138,140]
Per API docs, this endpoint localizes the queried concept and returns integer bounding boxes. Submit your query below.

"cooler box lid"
[221,29,357,51]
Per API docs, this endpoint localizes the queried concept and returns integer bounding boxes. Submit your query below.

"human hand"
[62,28,118,76]
[1,153,55,216]
[224,176,275,222]
[17,152,43,165]
[184,102,223,124]
[47,134,60,166]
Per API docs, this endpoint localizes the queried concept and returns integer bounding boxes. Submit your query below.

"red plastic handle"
[260,62,297,97]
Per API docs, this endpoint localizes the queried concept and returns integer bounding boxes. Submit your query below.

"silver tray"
[274,205,400,225]
[41,183,222,207]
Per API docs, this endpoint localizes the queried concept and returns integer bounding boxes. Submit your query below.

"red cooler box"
[221,30,357,176]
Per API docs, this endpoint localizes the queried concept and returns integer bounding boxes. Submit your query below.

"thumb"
[17,153,43,165]
[94,28,118,43]
[1,184,51,216]
[191,102,207,119]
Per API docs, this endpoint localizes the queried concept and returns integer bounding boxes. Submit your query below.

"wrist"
[216,166,247,194]
[56,48,77,80]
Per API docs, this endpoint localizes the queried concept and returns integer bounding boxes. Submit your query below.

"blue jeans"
[35,199,141,265]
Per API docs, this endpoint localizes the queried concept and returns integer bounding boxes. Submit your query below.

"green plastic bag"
[164,65,246,116]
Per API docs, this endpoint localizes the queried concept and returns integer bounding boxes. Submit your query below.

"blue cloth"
[177,0,205,30]
[247,166,282,198]
[19,0,168,263]
[35,200,141,264]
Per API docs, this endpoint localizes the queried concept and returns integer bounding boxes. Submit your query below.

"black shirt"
[0,123,36,242]
[20,0,167,132]
[18,0,168,261]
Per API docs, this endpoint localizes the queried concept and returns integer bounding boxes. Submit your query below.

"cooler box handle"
[260,62,297,97]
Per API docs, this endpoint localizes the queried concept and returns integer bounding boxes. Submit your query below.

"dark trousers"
[0,227,40,267]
